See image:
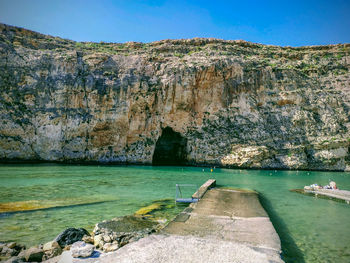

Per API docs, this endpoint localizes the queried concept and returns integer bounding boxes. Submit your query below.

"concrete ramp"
[79,187,283,263]
[163,188,282,260]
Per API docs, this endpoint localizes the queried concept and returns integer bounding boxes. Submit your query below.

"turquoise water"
[0,165,349,263]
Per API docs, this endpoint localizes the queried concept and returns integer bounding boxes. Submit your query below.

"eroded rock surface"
[93,215,158,251]
[0,23,350,170]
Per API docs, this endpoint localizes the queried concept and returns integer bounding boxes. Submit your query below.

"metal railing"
[175,184,199,203]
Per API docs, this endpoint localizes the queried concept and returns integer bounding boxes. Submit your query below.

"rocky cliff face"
[0,23,350,170]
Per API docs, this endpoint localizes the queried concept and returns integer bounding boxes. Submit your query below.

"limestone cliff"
[0,23,349,170]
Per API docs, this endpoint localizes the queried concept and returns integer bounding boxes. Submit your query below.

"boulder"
[16,250,26,260]
[1,246,18,257]
[93,215,158,248]
[0,243,25,260]
[54,228,90,248]
[1,246,11,256]
[42,241,62,261]
[43,241,60,252]
[70,241,94,258]
[24,247,44,262]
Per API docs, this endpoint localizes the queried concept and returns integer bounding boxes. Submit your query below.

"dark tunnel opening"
[152,127,187,166]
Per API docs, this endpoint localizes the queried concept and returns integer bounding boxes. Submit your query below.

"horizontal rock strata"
[0,23,350,170]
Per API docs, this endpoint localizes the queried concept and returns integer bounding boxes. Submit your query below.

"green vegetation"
[320,140,329,145]
[4,24,349,79]
[174,52,184,58]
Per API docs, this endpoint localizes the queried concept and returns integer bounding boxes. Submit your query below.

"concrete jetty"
[191,179,216,199]
[292,188,350,204]
[59,181,283,263]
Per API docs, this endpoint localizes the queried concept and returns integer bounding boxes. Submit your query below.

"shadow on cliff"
[259,194,305,263]
[152,127,187,166]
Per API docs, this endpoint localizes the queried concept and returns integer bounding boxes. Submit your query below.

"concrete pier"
[76,182,283,263]
[191,179,216,199]
[292,188,350,204]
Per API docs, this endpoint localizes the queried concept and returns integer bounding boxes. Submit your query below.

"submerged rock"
[70,241,94,258]
[134,203,163,216]
[54,228,90,248]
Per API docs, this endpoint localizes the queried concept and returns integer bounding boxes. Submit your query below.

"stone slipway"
[68,187,283,263]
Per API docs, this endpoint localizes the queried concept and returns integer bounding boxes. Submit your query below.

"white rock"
[70,241,94,258]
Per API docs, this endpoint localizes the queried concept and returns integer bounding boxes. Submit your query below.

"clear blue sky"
[0,0,349,46]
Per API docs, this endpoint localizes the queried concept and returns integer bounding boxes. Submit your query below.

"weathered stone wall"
[0,23,349,170]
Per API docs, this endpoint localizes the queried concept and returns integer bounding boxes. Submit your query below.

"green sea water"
[0,164,349,263]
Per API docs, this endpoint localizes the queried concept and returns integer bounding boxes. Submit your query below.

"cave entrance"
[152,127,187,166]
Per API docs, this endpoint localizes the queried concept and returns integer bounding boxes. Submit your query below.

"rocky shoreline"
[0,184,283,263]
[0,214,165,263]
